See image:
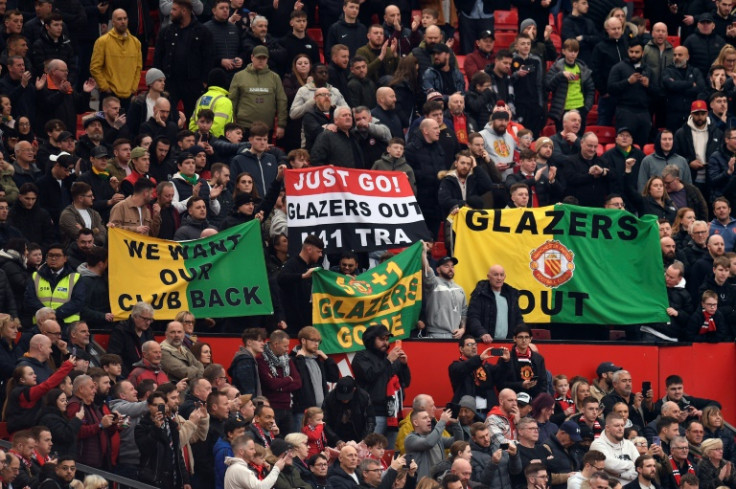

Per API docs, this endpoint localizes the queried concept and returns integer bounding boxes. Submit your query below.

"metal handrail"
[0,440,159,489]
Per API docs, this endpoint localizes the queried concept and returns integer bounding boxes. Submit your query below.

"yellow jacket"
[90,29,142,98]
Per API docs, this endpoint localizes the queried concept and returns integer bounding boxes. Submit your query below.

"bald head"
[662,401,681,417]
[29,334,52,361]
[451,458,472,483]
[424,25,442,44]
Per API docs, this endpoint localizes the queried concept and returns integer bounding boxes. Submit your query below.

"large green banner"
[311,242,423,353]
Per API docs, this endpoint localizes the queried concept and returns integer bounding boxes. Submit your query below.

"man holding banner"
[277,235,324,335]
[421,245,467,339]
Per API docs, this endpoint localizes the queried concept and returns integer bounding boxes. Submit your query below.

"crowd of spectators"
[0,0,733,488]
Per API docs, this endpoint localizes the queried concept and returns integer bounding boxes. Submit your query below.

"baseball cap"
[698,12,714,23]
[616,126,632,135]
[83,113,105,128]
[437,256,458,267]
[517,392,532,406]
[691,100,708,113]
[426,91,444,102]
[91,146,109,158]
[596,361,622,376]
[535,137,553,149]
[479,29,494,40]
[430,43,451,54]
[57,131,74,141]
[560,421,583,442]
[252,45,269,58]
[335,376,356,401]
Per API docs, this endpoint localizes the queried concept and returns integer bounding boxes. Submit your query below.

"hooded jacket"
[89,28,142,98]
[437,167,494,218]
[322,385,375,444]
[325,15,368,57]
[589,432,639,484]
[7,199,55,251]
[229,63,288,130]
[707,138,736,200]
[230,148,279,198]
[371,153,416,193]
[607,58,653,109]
[224,456,281,489]
[128,358,170,387]
[674,117,722,183]
[638,131,692,192]
[544,58,595,121]
[352,325,411,416]
[173,215,217,241]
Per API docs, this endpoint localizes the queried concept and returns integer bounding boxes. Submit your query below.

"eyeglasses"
[313,463,328,468]
[138,316,155,322]
[306,338,321,343]
[634,442,647,446]
[45,331,62,337]
[672,446,689,450]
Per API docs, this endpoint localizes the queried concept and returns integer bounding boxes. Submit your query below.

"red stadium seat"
[542,124,556,137]
[586,110,598,126]
[494,9,518,32]
[550,33,561,51]
[0,422,9,440]
[456,54,465,74]
[308,28,324,49]
[604,143,615,151]
[596,144,604,156]
[532,328,551,340]
[145,46,155,68]
[668,36,680,47]
[494,32,517,52]
[588,125,617,145]
[138,70,147,93]
[643,143,655,155]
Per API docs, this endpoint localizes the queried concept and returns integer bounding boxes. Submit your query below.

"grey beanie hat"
[145,68,166,86]
[520,18,537,33]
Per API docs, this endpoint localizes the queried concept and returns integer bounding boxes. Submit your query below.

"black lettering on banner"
[118,292,181,311]
[125,239,144,258]
[517,289,590,317]
[618,215,638,240]
[569,212,587,237]
[466,210,489,230]
[542,210,564,235]
[492,209,511,232]
[191,287,263,309]
[591,214,613,240]
[516,212,538,234]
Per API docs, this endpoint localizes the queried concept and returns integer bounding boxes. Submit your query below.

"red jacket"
[464,48,495,83]
[127,359,170,387]
[66,396,120,468]
[256,355,301,410]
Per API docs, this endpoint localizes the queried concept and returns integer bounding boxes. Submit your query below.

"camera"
[490,348,505,356]
[500,442,510,450]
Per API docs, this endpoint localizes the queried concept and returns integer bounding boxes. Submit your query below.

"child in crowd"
[553,374,576,419]
[686,290,730,342]
[248,443,270,480]
[418,8,454,44]
[302,407,328,458]
[364,433,389,471]
[371,138,416,194]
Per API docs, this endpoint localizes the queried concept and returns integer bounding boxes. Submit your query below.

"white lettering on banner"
[291,166,403,193]
[287,194,424,226]
[300,228,412,248]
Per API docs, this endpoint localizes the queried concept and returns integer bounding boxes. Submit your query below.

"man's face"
[145,343,162,365]
[608,418,626,441]
[589,477,609,489]
[166,321,186,347]
[691,224,708,245]
[353,110,371,130]
[363,463,382,487]
[708,236,726,256]
[492,118,508,133]
[424,27,442,45]
[639,458,657,481]
[269,338,290,356]
[652,23,667,44]
[581,135,598,159]
[290,14,306,32]
[251,19,268,38]
[613,403,629,420]
[0,201,8,222]
[574,0,589,13]
[628,45,643,64]
[583,402,599,422]
[457,407,475,426]
[212,2,229,20]
[667,383,684,401]
[712,96,728,115]
[455,156,472,178]
[115,143,131,163]
[613,372,632,396]
[671,441,690,462]
[437,261,455,280]
[448,95,464,114]
[412,411,433,434]
[692,110,708,128]
[340,446,359,471]
[423,120,440,142]
[500,392,517,414]
[661,238,676,260]
[715,265,730,284]
[36,431,52,456]
[698,20,715,35]
[339,258,357,275]
[5,14,22,34]
[368,26,384,47]
[166,390,180,413]
[432,51,449,66]
[453,464,472,486]
[605,18,622,39]
[469,137,485,156]
[96,375,111,395]
[249,134,268,154]
[488,266,506,289]
[251,54,268,69]
[511,187,529,207]
[47,19,63,38]
[333,49,350,69]
[189,199,207,220]
[72,323,90,345]
[495,56,512,75]
[719,0,734,16]
[665,266,682,287]
[256,406,275,429]
[519,422,539,443]
[715,200,731,221]
[673,47,689,67]
[7,58,24,78]
[687,422,704,444]
[46,248,67,271]
[460,338,477,358]
[564,113,581,133]
[343,1,359,20]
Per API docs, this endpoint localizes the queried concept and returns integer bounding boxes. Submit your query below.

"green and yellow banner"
[109,222,273,320]
[452,205,669,324]
[311,242,423,353]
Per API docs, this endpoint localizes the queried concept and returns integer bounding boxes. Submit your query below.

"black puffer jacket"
[405,136,447,222]
[106,320,155,377]
[466,281,523,339]
[591,36,628,94]
[0,249,28,318]
[683,31,726,77]
[31,31,77,78]
[322,385,375,444]
[135,413,188,488]
[352,326,411,416]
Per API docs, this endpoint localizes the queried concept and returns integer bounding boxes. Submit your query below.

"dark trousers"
[458,14,494,55]
[516,102,544,136]
[168,79,203,121]
[596,94,616,126]
[274,407,293,437]
[615,107,652,147]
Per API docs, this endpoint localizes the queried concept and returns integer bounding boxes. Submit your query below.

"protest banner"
[284,166,431,253]
[108,221,272,320]
[311,241,423,353]
[452,205,669,324]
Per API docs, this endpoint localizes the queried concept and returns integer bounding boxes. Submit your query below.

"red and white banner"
[284,166,431,253]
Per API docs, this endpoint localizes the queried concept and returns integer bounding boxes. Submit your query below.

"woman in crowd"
[232,172,261,200]
[430,440,471,480]
[389,55,421,129]
[3,357,75,432]
[191,342,212,368]
[0,315,21,397]
[672,207,696,249]
[531,393,558,444]
[697,438,736,489]
[284,432,312,483]
[702,405,736,464]
[37,388,84,459]
[282,54,312,152]
[630,176,677,223]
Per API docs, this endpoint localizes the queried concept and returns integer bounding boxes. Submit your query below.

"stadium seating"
[588,125,617,145]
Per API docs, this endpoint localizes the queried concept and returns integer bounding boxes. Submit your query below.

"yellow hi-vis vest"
[33,271,80,323]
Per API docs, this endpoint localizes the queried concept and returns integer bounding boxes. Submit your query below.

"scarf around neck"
[262,343,290,377]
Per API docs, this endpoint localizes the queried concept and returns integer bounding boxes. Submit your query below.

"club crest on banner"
[529,240,575,288]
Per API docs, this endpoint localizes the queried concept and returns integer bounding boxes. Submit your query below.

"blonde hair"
[83,475,108,489]
[303,406,324,427]
[553,374,568,387]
